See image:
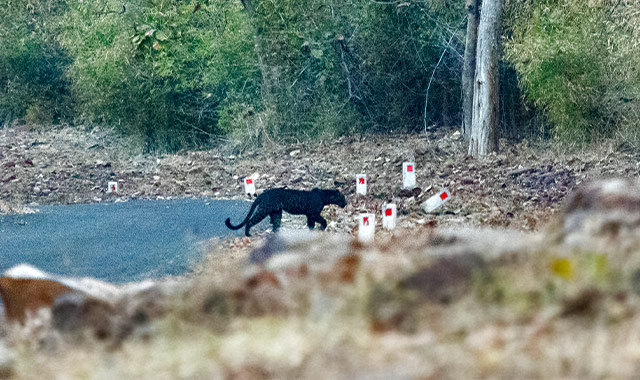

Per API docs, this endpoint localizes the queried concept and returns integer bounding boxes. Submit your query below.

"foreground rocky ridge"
[3,178,640,378]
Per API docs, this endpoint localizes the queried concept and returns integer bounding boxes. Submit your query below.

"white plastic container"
[107,181,118,193]
[358,213,375,243]
[402,162,416,189]
[356,174,367,195]
[421,188,451,213]
[244,177,256,197]
[382,203,397,230]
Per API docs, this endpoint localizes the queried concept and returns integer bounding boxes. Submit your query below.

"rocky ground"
[3,177,640,379]
[3,125,640,379]
[2,125,639,232]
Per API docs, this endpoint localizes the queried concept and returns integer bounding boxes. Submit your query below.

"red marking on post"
[111,185,116,191]
[358,177,365,184]
[407,165,413,172]
[385,208,392,216]
[246,179,253,184]
[440,192,448,200]
[363,217,369,225]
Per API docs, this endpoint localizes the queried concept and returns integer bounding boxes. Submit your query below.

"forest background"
[2,0,640,153]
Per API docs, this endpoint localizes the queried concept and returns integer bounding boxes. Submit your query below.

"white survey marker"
[421,188,451,213]
[356,174,367,195]
[358,213,375,243]
[244,177,256,196]
[403,162,416,189]
[382,203,397,230]
[107,181,118,193]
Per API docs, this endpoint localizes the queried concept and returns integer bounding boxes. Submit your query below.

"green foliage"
[505,0,640,145]
[356,0,465,131]
[0,0,487,148]
[241,0,466,139]
[59,0,259,151]
[0,0,72,126]
[245,0,366,138]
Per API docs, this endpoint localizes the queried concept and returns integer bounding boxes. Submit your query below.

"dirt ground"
[5,125,640,379]
[1,125,638,232]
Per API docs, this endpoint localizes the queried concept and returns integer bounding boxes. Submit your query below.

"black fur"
[225,188,347,236]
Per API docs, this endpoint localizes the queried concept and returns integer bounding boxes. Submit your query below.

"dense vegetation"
[1,0,639,151]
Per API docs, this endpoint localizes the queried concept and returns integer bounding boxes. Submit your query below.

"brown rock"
[400,253,485,304]
[0,276,72,323]
[557,178,640,246]
[52,292,115,339]
[398,187,422,198]
[564,178,640,213]
[0,264,118,326]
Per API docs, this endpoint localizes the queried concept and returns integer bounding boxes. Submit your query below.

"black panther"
[225,188,347,236]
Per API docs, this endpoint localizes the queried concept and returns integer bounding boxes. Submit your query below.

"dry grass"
[6,224,640,379]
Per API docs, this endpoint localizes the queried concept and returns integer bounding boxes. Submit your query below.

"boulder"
[0,264,191,343]
[0,340,13,379]
[51,292,115,340]
[0,264,117,325]
[399,253,485,304]
[556,178,640,248]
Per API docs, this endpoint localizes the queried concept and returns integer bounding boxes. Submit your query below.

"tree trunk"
[462,0,479,142]
[468,0,502,157]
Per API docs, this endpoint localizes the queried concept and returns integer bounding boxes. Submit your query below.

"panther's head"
[324,189,347,208]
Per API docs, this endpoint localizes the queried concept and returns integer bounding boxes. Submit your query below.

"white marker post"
[107,181,118,193]
[382,203,397,230]
[356,174,367,195]
[358,213,375,243]
[421,188,451,213]
[403,162,416,189]
[244,177,256,197]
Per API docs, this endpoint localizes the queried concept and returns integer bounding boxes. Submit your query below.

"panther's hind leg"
[245,207,269,237]
[306,215,316,230]
[270,210,282,232]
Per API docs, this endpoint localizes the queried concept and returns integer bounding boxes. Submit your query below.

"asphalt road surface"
[0,198,258,283]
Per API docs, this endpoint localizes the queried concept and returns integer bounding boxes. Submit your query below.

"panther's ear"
[311,187,320,192]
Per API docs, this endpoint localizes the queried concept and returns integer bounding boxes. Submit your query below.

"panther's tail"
[225,198,261,230]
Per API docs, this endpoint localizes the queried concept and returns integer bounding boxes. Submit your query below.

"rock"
[564,178,640,214]
[399,253,485,304]
[0,264,118,325]
[0,264,188,344]
[556,178,640,247]
[0,267,73,323]
[398,187,422,198]
[235,230,358,316]
[249,230,318,264]
[0,200,38,215]
[0,340,13,379]
[52,292,115,340]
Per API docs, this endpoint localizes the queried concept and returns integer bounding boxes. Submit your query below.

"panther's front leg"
[307,215,327,230]
[316,215,328,230]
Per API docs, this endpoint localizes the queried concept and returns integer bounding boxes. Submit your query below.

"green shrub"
[356,0,465,131]
[243,0,366,138]
[59,0,259,151]
[505,0,640,145]
[245,0,466,137]
[0,0,72,126]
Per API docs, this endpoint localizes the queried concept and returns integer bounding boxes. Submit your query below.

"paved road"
[0,199,259,283]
